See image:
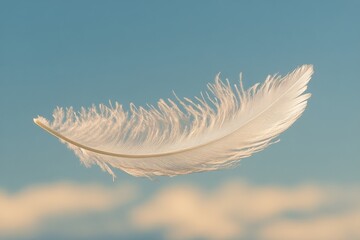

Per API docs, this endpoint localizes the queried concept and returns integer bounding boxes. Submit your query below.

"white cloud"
[130,181,360,240]
[0,182,136,237]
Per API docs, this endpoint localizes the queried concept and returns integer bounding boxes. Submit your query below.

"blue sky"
[0,1,359,239]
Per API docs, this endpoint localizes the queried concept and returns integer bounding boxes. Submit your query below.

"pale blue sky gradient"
[1,0,359,187]
[0,1,359,238]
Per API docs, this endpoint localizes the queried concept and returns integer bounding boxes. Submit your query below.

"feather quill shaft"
[34,65,313,178]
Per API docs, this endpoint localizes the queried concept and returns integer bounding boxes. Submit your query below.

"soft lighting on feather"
[34,65,313,179]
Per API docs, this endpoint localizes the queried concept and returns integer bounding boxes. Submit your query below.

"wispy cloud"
[1,180,359,240]
[260,203,360,240]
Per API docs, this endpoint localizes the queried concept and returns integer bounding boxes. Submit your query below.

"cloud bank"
[1,180,359,240]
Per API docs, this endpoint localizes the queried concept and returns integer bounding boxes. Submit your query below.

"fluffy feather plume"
[34,65,313,178]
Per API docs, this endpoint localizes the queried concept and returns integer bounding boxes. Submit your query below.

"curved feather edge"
[34,65,313,178]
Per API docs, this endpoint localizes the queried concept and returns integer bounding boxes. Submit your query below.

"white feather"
[34,65,313,178]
